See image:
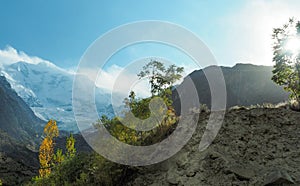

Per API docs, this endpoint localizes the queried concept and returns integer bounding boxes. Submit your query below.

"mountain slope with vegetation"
[0,130,39,185]
[0,75,43,185]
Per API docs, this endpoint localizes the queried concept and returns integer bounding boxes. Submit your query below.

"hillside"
[0,75,43,185]
[173,64,289,111]
[0,75,42,142]
[26,106,300,185]
[127,106,300,185]
[0,130,39,185]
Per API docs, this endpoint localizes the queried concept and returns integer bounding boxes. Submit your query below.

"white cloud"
[220,0,300,66]
[0,46,164,98]
[0,46,72,74]
[80,62,196,99]
[92,64,151,98]
[0,46,197,99]
[0,45,50,66]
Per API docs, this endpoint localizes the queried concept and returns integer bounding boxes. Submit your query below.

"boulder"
[264,169,294,186]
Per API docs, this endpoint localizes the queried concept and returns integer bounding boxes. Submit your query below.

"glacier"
[0,60,119,132]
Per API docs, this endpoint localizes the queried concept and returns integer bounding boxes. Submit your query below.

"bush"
[28,153,132,186]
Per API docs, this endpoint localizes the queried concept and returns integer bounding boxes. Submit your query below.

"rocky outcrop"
[264,169,294,185]
[126,107,300,185]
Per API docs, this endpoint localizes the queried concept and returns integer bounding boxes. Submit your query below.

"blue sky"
[1,0,300,69]
[0,0,241,68]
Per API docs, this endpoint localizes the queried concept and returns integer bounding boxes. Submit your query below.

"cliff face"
[127,107,300,185]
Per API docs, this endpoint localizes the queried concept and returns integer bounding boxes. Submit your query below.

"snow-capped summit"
[0,46,114,132]
[3,61,73,107]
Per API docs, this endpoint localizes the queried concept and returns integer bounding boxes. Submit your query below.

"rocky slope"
[127,107,300,185]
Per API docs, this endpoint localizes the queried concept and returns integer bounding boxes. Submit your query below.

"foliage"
[38,120,59,178]
[123,91,151,119]
[99,61,184,146]
[53,149,65,164]
[66,134,76,158]
[30,61,184,185]
[28,153,131,186]
[37,120,77,180]
[100,115,139,145]
[43,119,59,139]
[272,18,300,105]
[99,105,178,146]
[138,60,184,96]
[38,137,54,177]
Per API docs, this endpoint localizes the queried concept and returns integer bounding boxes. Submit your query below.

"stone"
[264,169,294,186]
[166,170,180,185]
[225,164,256,181]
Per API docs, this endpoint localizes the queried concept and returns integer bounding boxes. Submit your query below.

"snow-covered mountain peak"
[0,46,49,65]
[0,47,114,132]
[0,46,71,74]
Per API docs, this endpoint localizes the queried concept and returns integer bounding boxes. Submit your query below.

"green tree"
[53,149,65,164]
[138,60,184,96]
[101,60,184,145]
[66,134,76,158]
[272,18,300,107]
[29,153,128,186]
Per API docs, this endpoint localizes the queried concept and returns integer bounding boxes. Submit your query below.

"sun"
[285,37,300,54]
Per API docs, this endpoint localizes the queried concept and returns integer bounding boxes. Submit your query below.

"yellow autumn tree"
[39,119,59,178]
[43,119,59,138]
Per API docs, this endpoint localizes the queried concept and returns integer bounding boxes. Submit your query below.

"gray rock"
[264,169,294,186]
[225,164,256,181]
[289,100,300,111]
[166,170,180,185]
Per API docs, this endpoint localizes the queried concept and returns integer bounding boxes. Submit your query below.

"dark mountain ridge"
[173,63,289,112]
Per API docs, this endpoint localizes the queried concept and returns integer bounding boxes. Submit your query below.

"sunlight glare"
[285,37,300,54]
